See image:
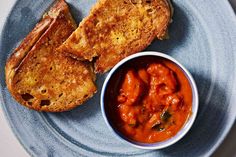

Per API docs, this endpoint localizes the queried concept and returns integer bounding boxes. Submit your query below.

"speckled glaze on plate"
[0,0,236,157]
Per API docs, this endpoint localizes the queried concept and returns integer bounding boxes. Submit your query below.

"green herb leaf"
[128,123,136,127]
[152,124,164,131]
[161,111,171,122]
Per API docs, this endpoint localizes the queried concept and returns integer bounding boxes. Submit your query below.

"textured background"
[0,0,235,157]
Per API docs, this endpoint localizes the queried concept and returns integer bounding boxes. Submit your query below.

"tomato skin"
[138,68,150,84]
[110,59,192,143]
[147,63,177,93]
[117,70,145,106]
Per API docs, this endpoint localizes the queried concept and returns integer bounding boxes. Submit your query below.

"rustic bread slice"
[58,0,172,73]
[5,0,97,112]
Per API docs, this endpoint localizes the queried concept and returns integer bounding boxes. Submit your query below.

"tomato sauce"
[105,57,192,143]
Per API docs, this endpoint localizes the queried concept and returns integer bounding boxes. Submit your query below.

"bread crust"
[5,0,97,112]
[58,0,171,73]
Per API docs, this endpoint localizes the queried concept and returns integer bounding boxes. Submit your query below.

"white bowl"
[100,51,199,150]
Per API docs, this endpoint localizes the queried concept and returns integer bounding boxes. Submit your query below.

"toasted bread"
[58,0,171,73]
[5,0,97,112]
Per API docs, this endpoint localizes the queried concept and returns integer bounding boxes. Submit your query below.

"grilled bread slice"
[58,0,172,73]
[5,0,97,112]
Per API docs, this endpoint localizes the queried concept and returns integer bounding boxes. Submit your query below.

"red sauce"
[105,57,192,143]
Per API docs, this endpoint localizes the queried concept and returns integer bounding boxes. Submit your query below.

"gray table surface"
[0,0,235,157]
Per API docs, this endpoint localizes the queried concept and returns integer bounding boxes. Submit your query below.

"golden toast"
[5,0,97,112]
[58,0,172,73]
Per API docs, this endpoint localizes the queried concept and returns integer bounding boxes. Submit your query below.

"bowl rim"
[100,51,199,150]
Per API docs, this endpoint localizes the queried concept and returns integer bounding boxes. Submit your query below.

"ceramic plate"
[0,0,236,156]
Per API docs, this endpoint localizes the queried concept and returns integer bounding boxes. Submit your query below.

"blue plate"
[1,0,236,156]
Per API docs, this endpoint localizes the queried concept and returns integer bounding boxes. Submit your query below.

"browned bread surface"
[58,0,171,73]
[5,0,97,112]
